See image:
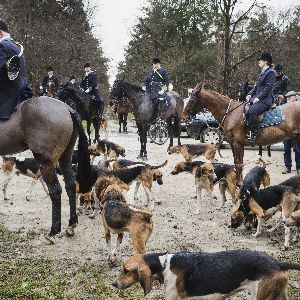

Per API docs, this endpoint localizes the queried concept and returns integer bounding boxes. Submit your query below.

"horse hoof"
[142,157,148,161]
[44,235,55,245]
[65,226,75,237]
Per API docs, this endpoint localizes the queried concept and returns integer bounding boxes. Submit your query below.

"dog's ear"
[138,262,153,296]
[153,173,157,181]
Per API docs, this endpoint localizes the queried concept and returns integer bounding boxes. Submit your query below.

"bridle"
[188,91,245,127]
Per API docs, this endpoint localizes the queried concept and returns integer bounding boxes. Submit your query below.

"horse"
[0,96,94,244]
[110,96,131,133]
[110,79,183,160]
[182,83,300,184]
[58,85,104,144]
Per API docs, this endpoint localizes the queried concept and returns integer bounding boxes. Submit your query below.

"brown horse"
[111,97,131,133]
[183,83,300,184]
[0,97,93,244]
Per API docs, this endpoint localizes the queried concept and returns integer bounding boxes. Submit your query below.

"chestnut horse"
[183,83,300,184]
[0,97,93,244]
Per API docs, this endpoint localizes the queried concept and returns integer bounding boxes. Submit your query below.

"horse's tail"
[69,109,93,193]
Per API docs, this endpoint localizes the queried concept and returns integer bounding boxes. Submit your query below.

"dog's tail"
[150,160,168,169]
[69,109,94,193]
[279,262,300,271]
[129,206,153,217]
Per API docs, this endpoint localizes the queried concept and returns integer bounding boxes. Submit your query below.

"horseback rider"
[0,20,32,119]
[246,52,276,141]
[66,75,80,90]
[80,63,103,113]
[41,66,60,96]
[273,64,290,105]
[143,57,169,118]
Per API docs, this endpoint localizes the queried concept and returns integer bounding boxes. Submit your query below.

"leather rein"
[189,92,245,127]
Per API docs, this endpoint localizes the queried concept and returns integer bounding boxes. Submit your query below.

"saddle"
[243,103,283,128]
[158,93,171,114]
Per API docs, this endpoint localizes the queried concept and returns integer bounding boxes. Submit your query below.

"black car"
[186,112,224,146]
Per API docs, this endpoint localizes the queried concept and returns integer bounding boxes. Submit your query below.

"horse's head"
[182,82,204,120]
[110,78,125,101]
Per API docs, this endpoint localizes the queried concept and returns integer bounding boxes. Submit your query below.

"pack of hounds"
[1,140,300,299]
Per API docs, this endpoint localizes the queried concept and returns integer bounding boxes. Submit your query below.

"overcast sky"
[88,0,298,83]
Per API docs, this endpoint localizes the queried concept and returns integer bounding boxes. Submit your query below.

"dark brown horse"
[110,97,131,133]
[58,85,104,144]
[0,97,93,244]
[110,80,183,160]
[183,83,300,184]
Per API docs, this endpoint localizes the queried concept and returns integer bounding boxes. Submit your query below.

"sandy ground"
[0,121,300,299]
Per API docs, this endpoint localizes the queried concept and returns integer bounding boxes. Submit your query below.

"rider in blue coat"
[0,20,31,119]
[41,66,60,96]
[246,52,276,141]
[143,57,169,117]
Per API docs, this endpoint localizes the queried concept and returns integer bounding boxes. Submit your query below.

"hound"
[101,184,153,265]
[167,143,222,162]
[88,139,125,162]
[171,161,237,207]
[0,156,48,200]
[113,250,300,299]
[231,176,300,249]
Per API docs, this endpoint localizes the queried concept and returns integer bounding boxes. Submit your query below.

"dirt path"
[0,122,299,299]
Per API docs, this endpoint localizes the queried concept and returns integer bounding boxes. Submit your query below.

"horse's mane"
[123,81,143,93]
[204,89,238,103]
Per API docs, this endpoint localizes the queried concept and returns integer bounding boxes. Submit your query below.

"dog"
[88,139,125,162]
[101,184,153,265]
[89,175,130,218]
[0,156,48,200]
[171,161,237,207]
[113,160,167,210]
[237,163,270,204]
[112,250,300,299]
[231,177,300,249]
[167,143,222,162]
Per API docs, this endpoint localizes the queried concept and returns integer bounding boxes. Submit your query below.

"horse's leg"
[86,120,92,145]
[92,117,100,143]
[167,118,173,150]
[137,123,144,159]
[34,154,62,244]
[119,114,122,133]
[176,116,181,146]
[58,140,78,237]
[267,145,271,157]
[231,143,244,186]
[258,146,263,157]
[124,114,128,133]
[142,125,148,160]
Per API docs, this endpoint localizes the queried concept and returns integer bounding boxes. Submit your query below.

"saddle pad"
[259,106,283,128]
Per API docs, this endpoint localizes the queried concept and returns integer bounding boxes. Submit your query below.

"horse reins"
[189,92,245,128]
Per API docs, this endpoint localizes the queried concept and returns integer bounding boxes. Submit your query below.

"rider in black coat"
[273,64,290,105]
[0,20,31,119]
[41,66,60,96]
[80,63,103,111]
[143,57,169,101]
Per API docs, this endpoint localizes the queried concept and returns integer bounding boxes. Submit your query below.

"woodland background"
[1,0,300,99]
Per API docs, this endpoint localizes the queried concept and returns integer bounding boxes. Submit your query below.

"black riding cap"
[84,63,91,68]
[152,57,161,64]
[47,66,54,71]
[0,20,9,32]
[257,52,272,65]
[274,64,284,71]
[69,75,75,80]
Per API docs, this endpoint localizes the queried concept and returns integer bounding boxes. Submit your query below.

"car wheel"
[200,127,223,146]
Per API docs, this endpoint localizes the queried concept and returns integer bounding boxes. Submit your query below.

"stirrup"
[246,130,257,141]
